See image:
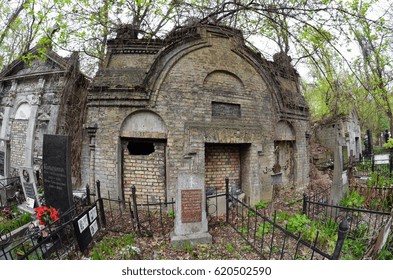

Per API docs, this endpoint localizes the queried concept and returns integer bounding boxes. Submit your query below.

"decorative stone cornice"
[9,80,17,92]
[28,94,41,106]
[3,96,15,107]
[111,48,160,55]
[36,78,45,92]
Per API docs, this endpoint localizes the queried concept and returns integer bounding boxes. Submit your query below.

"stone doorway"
[274,141,295,187]
[274,120,297,188]
[205,143,251,194]
[122,139,166,204]
[119,110,168,204]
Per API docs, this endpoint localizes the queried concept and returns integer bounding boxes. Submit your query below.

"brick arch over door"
[120,111,167,204]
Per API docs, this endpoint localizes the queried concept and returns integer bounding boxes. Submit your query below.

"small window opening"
[128,141,155,155]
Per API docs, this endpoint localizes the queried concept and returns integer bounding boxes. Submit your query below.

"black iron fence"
[303,195,391,237]
[0,177,23,207]
[1,180,225,260]
[224,179,347,260]
[349,184,393,212]
[353,155,393,178]
[5,176,391,260]
[97,182,175,238]
[0,189,91,260]
[302,193,391,259]
[97,181,227,238]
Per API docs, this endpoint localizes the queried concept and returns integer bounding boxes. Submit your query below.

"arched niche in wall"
[120,110,167,139]
[14,102,31,120]
[274,120,296,141]
[203,70,246,95]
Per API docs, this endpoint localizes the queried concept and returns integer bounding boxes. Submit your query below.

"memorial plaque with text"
[43,134,73,216]
[181,189,202,223]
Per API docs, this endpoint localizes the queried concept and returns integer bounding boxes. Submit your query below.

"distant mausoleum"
[312,109,362,170]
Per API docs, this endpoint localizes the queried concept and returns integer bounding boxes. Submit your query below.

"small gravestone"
[73,203,100,252]
[42,134,73,217]
[171,172,212,246]
[19,167,40,208]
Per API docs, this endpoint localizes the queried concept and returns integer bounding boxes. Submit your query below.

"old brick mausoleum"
[82,23,310,212]
[0,48,88,206]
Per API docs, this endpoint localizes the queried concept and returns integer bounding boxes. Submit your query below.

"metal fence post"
[131,185,141,236]
[372,154,375,172]
[302,193,308,215]
[331,219,349,260]
[85,184,91,206]
[225,177,229,224]
[96,180,107,228]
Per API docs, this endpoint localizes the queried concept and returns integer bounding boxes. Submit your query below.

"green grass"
[90,233,138,260]
[0,212,32,233]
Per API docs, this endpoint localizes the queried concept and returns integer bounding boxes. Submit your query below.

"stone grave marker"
[42,134,73,216]
[19,167,39,208]
[171,172,212,246]
[330,143,348,205]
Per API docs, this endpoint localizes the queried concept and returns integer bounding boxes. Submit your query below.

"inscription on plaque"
[181,189,202,223]
[212,102,241,118]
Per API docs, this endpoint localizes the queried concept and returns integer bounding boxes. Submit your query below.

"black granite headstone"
[366,128,373,155]
[43,134,73,216]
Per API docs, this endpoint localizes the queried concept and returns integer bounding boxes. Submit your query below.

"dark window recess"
[128,141,155,155]
[212,102,241,118]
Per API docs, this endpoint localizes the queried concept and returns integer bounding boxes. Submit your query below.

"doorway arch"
[120,111,167,204]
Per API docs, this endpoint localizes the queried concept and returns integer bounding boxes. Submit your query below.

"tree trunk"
[0,0,28,46]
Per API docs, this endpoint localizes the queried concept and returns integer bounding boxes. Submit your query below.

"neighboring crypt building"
[312,109,362,167]
[83,24,310,206]
[0,47,89,185]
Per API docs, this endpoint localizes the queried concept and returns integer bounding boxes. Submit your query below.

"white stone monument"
[171,172,212,246]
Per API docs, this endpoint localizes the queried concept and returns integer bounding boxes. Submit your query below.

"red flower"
[34,206,59,225]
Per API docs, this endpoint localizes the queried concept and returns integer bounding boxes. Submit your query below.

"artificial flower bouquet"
[34,205,59,226]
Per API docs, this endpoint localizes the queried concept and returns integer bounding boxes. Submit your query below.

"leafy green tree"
[1,0,392,84]
[338,0,393,133]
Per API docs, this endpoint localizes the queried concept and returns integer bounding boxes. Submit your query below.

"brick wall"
[205,144,241,192]
[10,120,28,168]
[123,141,166,204]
